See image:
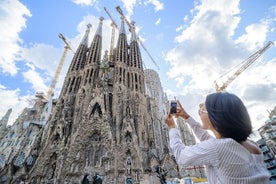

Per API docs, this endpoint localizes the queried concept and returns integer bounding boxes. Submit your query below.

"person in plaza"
[165,92,271,183]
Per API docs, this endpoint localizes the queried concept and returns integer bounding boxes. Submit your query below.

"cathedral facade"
[0,14,204,184]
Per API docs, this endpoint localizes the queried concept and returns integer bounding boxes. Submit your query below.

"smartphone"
[170,100,177,114]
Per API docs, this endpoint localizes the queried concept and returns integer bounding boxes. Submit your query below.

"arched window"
[90,103,102,119]
[126,131,132,144]
[26,155,35,166]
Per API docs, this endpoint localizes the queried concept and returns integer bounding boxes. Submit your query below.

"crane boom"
[46,33,73,99]
[104,7,117,62]
[116,6,160,70]
[104,7,118,28]
[116,6,132,31]
[215,41,274,92]
[137,37,160,70]
[58,33,72,50]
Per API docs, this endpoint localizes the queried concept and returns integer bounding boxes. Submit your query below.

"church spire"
[95,17,104,36]
[114,16,129,86]
[129,21,145,93]
[129,21,143,70]
[86,17,103,65]
[0,108,12,129]
[130,21,137,42]
[80,17,104,88]
[59,24,92,96]
[80,24,92,46]
[115,17,128,64]
[0,108,12,139]
[68,24,92,72]
[119,16,126,35]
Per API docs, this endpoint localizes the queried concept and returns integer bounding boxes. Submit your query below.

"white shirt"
[169,117,271,184]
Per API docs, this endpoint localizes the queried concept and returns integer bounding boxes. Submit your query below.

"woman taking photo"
[165,92,270,183]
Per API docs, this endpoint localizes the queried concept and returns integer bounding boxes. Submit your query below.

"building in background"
[0,93,55,183]
[257,107,276,181]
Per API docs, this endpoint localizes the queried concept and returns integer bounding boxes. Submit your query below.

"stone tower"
[0,108,12,140]
[26,17,178,184]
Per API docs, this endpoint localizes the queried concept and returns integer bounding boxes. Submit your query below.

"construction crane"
[116,6,160,70]
[46,33,73,99]
[214,41,274,92]
[116,6,132,31]
[104,7,118,62]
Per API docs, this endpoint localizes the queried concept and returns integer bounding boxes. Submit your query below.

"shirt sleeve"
[185,117,213,141]
[169,128,219,167]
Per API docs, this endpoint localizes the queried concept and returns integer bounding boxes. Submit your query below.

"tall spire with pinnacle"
[128,21,145,93]
[113,16,129,87]
[69,24,92,72]
[59,24,92,96]
[80,17,104,88]
[80,24,92,46]
[0,108,12,139]
[115,17,128,64]
[130,21,137,42]
[129,21,142,70]
[119,16,126,35]
[86,17,104,65]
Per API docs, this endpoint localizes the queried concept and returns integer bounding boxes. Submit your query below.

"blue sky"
[0,0,276,130]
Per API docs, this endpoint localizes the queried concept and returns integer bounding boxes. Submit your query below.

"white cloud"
[235,21,269,50]
[176,25,184,32]
[119,0,163,17]
[22,69,49,93]
[0,0,33,126]
[144,0,164,12]
[0,0,31,75]
[71,0,98,6]
[120,0,138,17]
[0,85,30,125]
[155,18,161,25]
[164,0,276,129]
[19,43,61,76]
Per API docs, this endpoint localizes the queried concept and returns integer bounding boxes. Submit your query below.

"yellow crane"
[214,41,274,92]
[46,33,73,99]
[116,6,160,70]
[104,7,118,63]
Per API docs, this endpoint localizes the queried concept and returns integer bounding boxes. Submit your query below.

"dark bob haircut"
[205,92,252,142]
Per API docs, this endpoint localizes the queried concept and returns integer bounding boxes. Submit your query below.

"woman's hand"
[175,100,190,119]
[165,113,176,129]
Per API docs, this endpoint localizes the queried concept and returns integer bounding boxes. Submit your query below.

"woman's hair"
[205,92,252,142]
